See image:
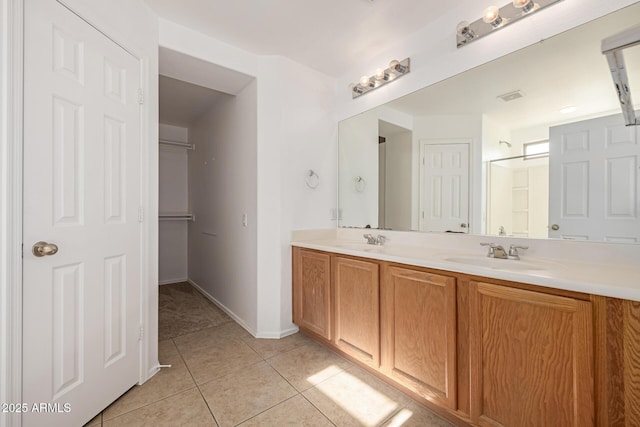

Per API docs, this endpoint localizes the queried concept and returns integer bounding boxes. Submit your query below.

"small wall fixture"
[350,58,410,99]
[456,0,563,48]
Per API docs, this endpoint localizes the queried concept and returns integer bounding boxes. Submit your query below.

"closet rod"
[159,139,194,150]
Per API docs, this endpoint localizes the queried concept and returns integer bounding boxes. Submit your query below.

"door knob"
[550,224,560,231]
[32,241,59,257]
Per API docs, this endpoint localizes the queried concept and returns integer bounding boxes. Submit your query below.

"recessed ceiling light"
[560,106,577,114]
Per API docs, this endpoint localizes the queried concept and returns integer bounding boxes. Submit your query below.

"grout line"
[231,393,302,426]
[299,393,338,427]
[172,338,221,427]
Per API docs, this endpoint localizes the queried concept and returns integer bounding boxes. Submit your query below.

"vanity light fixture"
[350,58,410,99]
[456,0,562,48]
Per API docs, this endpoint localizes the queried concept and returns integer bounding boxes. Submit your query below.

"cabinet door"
[381,265,457,409]
[333,256,380,367]
[293,248,332,340]
[469,281,594,427]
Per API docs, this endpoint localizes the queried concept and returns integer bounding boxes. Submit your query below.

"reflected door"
[420,142,470,233]
[23,0,142,425]
[549,114,639,243]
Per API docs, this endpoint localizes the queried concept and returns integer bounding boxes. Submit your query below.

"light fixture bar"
[351,58,411,99]
[456,0,563,48]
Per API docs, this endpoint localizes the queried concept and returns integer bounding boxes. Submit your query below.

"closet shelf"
[159,139,194,150]
[159,213,195,222]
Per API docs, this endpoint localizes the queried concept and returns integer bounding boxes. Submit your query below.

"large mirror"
[338,3,640,243]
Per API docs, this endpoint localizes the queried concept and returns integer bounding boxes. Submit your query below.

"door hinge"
[421,211,425,219]
[138,88,144,105]
[138,206,144,222]
[138,325,144,341]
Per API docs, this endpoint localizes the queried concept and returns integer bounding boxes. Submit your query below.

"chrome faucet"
[480,243,508,259]
[481,243,528,259]
[363,234,386,245]
[508,244,528,260]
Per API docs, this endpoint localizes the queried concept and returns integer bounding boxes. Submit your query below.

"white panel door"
[421,143,470,233]
[23,1,142,425]
[549,114,639,242]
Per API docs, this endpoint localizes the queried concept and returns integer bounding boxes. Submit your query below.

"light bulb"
[374,68,385,80]
[360,75,371,86]
[456,20,475,41]
[389,59,407,74]
[456,21,470,36]
[513,0,537,13]
[483,5,503,28]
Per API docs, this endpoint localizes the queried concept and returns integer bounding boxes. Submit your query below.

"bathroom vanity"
[291,230,640,427]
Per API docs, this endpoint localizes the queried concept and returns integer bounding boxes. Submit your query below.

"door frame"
[1,2,155,426]
[418,139,472,232]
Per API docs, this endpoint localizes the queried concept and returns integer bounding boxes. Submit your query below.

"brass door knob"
[32,241,59,257]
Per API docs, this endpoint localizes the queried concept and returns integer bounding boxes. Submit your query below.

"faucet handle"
[508,244,528,260]
[480,242,496,257]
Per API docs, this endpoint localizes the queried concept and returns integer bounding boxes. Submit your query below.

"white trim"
[187,278,259,338]
[159,278,188,286]
[0,1,23,426]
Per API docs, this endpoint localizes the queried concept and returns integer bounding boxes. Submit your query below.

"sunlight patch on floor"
[307,366,412,426]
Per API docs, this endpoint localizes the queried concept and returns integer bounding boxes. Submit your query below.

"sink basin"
[443,256,549,271]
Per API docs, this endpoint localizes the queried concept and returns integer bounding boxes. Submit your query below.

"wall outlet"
[242,213,248,227]
[330,208,343,221]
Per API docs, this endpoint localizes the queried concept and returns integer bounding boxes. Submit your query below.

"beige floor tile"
[103,340,196,420]
[303,365,408,427]
[103,388,215,427]
[199,361,297,427]
[174,321,253,354]
[84,412,102,426]
[267,341,352,392]
[176,331,262,385]
[242,332,312,359]
[238,395,334,427]
[380,400,454,427]
[159,282,232,340]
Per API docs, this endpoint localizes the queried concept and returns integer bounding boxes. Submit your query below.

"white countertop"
[291,235,640,302]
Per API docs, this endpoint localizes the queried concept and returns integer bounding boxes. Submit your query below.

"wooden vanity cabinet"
[333,256,380,368]
[468,281,594,427]
[380,264,457,409]
[292,248,332,340]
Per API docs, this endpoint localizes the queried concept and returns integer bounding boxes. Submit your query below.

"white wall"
[187,83,258,332]
[258,56,338,336]
[384,131,412,230]
[158,19,337,338]
[159,124,189,285]
[338,105,413,229]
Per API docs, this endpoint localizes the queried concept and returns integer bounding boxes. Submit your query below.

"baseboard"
[255,326,299,339]
[159,278,188,286]
[187,278,258,338]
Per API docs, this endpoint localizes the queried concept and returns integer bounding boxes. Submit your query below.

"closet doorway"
[158,48,258,337]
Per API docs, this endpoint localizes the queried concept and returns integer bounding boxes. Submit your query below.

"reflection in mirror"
[488,154,548,239]
[338,3,640,243]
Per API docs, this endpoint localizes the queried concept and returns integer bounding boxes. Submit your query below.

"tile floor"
[86,282,454,426]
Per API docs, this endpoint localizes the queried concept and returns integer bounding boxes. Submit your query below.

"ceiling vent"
[497,90,525,102]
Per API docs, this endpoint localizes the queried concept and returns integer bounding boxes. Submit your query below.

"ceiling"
[386,3,640,131]
[159,75,229,127]
[144,0,456,77]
